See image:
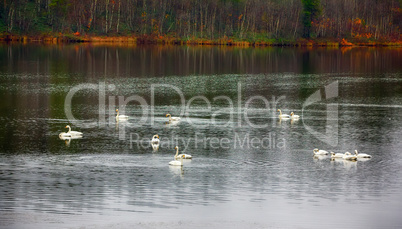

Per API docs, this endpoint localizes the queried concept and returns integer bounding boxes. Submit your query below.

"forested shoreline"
[1,0,401,46]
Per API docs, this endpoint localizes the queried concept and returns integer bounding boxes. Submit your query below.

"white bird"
[59,135,82,140]
[290,112,300,120]
[59,125,82,138]
[166,113,181,122]
[151,134,160,144]
[59,132,71,138]
[66,125,83,136]
[330,152,344,158]
[174,146,192,159]
[354,150,372,158]
[313,148,329,155]
[116,109,129,121]
[343,152,357,161]
[151,143,159,151]
[169,146,183,166]
[277,109,290,119]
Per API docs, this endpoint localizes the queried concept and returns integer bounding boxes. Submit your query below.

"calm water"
[0,44,401,228]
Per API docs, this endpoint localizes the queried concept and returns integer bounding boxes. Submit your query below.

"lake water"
[0,44,401,228]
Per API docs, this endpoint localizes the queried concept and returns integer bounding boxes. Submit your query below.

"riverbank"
[1,33,401,47]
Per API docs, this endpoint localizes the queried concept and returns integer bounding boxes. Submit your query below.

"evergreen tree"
[301,0,321,38]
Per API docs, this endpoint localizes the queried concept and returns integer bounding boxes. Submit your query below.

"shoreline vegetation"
[1,0,401,47]
[1,34,401,47]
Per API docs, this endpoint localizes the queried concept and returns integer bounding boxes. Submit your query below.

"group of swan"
[59,110,182,152]
[277,109,299,120]
[314,148,372,161]
[150,134,192,166]
[151,134,192,166]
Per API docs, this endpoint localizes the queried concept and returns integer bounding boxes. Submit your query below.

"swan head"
[166,114,171,117]
[116,109,119,112]
[175,146,178,150]
[345,152,351,155]
[290,112,294,116]
[354,150,358,155]
[153,135,159,139]
[65,125,70,129]
[277,109,281,112]
[313,148,319,152]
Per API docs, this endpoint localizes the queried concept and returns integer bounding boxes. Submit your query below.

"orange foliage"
[340,38,353,46]
[73,31,80,36]
[141,12,147,22]
[87,18,92,29]
[353,18,362,25]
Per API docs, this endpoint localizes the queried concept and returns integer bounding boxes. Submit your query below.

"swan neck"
[67,126,71,133]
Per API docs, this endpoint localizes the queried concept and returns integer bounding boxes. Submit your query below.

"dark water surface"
[0,44,401,228]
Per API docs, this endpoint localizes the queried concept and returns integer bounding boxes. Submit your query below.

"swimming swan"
[330,152,344,158]
[151,143,159,151]
[290,112,300,120]
[174,146,192,159]
[151,135,160,144]
[277,109,290,119]
[169,146,183,166]
[66,125,83,136]
[116,109,129,121]
[354,150,372,158]
[166,113,181,122]
[343,152,357,161]
[59,125,82,138]
[313,148,329,155]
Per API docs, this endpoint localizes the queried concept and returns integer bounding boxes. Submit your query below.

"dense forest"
[0,0,401,43]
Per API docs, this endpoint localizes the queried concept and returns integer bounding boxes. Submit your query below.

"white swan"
[169,146,183,166]
[354,150,372,158]
[174,146,192,159]
[66,125,83,136]
[59,132,72,138]
[59,125,82,138]
[166,113,181,122]
[313,148,329,155]
[330,152,344,158]
[343,152,357,161]
[277,109,290,119]
[151,135,160,144]
[59,135,82,140]
[116,109,129,121]
[151,143,159,151]
[290,112,300,120]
